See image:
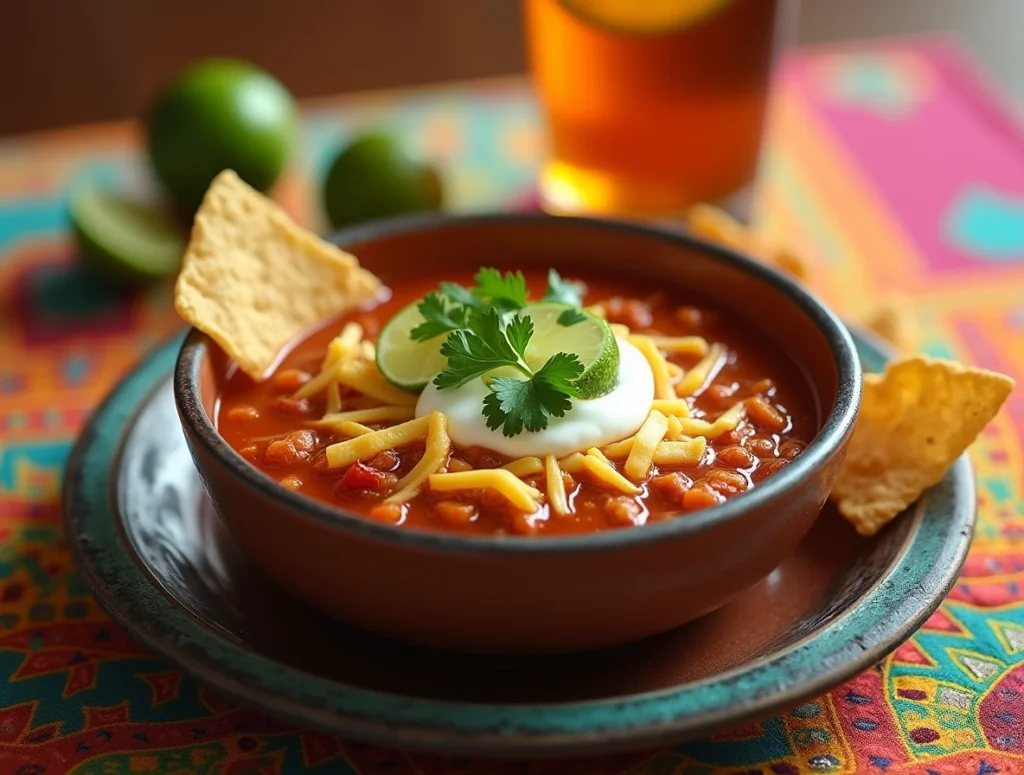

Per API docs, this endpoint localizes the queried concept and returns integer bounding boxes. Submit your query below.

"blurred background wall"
[2,0,1022,136]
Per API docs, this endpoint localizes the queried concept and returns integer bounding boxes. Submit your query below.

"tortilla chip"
[832,357,1014,536]
[174,170,380,380]
[862,294,920,353]
[686,203,810,280]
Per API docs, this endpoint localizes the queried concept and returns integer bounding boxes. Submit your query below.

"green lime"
[69,184,185,285]
[520,302,619,399]
[375,299,451,392]
[323,132,443,229]
[146,59,297,211]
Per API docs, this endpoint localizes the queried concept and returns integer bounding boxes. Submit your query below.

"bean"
[746,395,788,431]
[706,468,749,495]
[278,474,303,490]
[744,436,777,457]
[434,500,476,526]
[264,430,317,467]
[682,482,725,511]
[226,405,259,422]
[778,441,805,460]
[650,472,693,505]
[675,307,703,329]
[716,445,756,469]
[752,457,790,482]
[369,450,399,472]
[446,457,473,473]
[604,496,643,527]
[605,297,654,329]
[273,396,313,417]
[273,369,312,392]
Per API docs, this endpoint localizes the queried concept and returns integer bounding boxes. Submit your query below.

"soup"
[217,267,816,536]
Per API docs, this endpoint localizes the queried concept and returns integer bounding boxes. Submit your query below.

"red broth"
[218,269,817,536]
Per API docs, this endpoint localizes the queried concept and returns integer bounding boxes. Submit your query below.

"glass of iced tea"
[524,0,790,218]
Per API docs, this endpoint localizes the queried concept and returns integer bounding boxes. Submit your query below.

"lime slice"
[376,300,451,392]
[559,0,732,34]
[521,302,619,400]
[376,300,619,398]
[69,185,185,285]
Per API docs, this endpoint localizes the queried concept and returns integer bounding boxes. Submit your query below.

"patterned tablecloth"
[2,37,1023,775]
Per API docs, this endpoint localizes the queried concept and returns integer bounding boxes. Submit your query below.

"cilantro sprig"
[409,268,589,437]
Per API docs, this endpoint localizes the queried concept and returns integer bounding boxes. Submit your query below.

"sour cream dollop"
[415,338,655,458]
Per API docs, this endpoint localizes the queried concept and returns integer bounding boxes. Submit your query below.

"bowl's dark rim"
[65,332,974,757]
[174,212,862,555]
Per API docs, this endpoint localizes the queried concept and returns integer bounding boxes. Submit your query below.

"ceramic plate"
[63,332,974,757]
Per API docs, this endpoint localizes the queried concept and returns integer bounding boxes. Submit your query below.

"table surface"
[2,37,1023,775]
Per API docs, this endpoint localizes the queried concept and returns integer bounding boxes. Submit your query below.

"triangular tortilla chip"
[174,170,381,380]
[833,356,1013,536]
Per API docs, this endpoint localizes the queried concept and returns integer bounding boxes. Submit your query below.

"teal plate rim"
[63,331,975,757]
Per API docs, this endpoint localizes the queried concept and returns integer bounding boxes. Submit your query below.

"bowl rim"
[174,212,862,556]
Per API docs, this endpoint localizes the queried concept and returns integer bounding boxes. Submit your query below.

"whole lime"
[323,132,443,229]
[146,59,297,211]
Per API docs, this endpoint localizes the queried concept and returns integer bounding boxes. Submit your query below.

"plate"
[63,332,974,757]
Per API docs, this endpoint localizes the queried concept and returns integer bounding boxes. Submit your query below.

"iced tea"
[524,0,784,217]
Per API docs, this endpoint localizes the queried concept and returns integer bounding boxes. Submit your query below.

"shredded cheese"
[325,415,430,469]
[676,343,727,397]
[336,421,373,437]
[629,335,675,399]
[316,406,416,426]
[652,438,707,465]
[601,436,634,459]
[428,470,542,512]
[651,399,691,417]
[676,403,745,439]
[667,362,684,384]
[624,410,669,480]
[650,335,709,357]
[581,450,642,495]
[558,452,587,474]
[336,360,418,406]
[294,322,364,399]
[503,457,544,477]
[609,323,631,339]
[325,382,342,414]
[666,414,686,440]
[387,412,450,504]
[545,455,570,516]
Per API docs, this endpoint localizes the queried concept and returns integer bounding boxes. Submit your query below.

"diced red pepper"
[341,462,386,491]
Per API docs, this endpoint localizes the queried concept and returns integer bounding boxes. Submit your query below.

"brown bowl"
[174,213,861,654]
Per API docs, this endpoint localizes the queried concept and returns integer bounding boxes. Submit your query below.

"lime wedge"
[70,185,185,285]
[521,302,619,399]
[376,300,451,392]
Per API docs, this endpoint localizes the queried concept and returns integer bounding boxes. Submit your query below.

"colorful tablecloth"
[2,37,1023,775]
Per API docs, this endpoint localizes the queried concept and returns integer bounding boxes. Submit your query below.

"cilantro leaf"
[410,293,470,341]
[433,309,528,389]
[533,352,583,404]
[480,353,583,437]
[439,281,485,310]
[472,268,528,311]
[505,314,534,356]
[544,269,584,306]
[483,380,548,437]
[557,308,587,327]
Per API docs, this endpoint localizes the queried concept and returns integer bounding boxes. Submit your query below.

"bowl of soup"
[175,212,861,653]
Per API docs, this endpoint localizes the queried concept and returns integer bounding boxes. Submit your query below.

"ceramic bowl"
[174,213,861,654]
